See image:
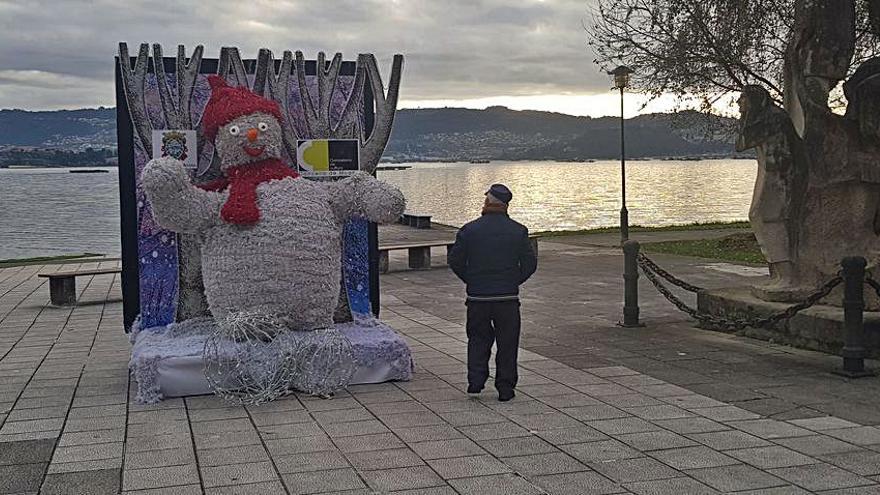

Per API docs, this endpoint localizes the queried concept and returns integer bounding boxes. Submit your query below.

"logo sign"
[296,139,360,176]
[152,130,198,169]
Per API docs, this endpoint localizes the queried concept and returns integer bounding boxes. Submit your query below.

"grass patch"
[0,253,104,268]
[642,232,766,264]
[536,220,750,237]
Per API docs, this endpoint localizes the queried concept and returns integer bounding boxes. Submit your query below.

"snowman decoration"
[141,76,405,398]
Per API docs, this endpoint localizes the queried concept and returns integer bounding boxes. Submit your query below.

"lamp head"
[608,65,634,89]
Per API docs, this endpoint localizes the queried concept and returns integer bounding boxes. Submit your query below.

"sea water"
[0,160,756,260]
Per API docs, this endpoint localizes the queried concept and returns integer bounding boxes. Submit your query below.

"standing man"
[448,184,537,401]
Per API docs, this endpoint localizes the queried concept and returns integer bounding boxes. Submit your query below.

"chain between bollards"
[634,250,874,377]
[620,240,644,327]
[834,256,874,378]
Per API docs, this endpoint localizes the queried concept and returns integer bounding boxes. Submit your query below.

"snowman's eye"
[257,122,269,132]
[228,125,240,136]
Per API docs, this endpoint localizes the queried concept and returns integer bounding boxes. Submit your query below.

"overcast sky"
[0,0,665,117]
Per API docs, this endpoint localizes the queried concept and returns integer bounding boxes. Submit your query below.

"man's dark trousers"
[466,300,520,392]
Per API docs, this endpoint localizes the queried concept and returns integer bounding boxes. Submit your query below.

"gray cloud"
[0,0,606,110]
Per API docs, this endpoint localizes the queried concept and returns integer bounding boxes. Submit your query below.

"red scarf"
[198,158,299,225]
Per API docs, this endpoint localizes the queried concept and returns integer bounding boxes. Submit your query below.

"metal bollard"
[620,240,644,327]
[836,256,874,377]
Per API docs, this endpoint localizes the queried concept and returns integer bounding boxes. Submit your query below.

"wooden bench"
[398,213,432,229]
[378,235,540,273]
[38,268,121,306]
[379,241,454,272]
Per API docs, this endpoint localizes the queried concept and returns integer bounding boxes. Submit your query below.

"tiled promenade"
[3,239,880,493]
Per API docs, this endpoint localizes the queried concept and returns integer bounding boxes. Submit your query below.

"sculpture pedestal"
[129,318,413,403]
[749,283,815,304]
[697,287,880,356]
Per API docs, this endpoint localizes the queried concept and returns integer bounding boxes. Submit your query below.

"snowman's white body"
[202,177,340,330]
[142,156,404,330]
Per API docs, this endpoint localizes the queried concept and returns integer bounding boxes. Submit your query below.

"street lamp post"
[608,66,634,244]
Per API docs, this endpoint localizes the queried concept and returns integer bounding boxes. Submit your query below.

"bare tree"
[590,1,880,306]
[588,0,879,109]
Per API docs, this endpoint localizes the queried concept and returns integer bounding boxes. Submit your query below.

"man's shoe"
[498,389,515,402]
[467,384,483,394]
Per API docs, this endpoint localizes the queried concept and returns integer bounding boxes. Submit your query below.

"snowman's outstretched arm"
[142,157,223,233]
[328,171,406,224]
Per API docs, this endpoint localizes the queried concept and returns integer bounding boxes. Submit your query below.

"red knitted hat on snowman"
[201,75,284,142]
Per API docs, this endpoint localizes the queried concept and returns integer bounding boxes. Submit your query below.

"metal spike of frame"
[291,51,404,174]
[152,44,203,129]
[117,42,153,156]
[332,56,367,141]
[217,46,248,87]
[360,53,404,174]
[257,49,300,163]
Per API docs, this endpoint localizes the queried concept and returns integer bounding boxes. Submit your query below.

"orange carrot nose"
[247,128,259,142]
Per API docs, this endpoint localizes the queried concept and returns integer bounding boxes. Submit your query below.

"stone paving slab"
[6,254,880,493]
[382,238,880,423]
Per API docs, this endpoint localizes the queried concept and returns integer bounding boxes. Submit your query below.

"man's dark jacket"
[448,211,537,300]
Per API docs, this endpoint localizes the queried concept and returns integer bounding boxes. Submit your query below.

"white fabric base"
[155,354,405,398]
[130,317,414,402]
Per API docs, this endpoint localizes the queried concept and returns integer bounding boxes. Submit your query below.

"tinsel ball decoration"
[203,312,298,405]
[291,328,358,397]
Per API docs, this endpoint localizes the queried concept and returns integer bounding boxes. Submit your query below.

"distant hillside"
[0,108,117,150]
[0,148,116,168]
[387,106,739,161]
[0,105,741,162]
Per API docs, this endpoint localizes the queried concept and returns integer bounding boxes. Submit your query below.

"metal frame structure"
[115,44,402,330]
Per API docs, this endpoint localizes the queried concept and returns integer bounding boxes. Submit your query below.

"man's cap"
[486,184,512,204]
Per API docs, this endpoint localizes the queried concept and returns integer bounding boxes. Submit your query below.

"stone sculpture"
[736,0,880,304]
[735,86,807,299]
